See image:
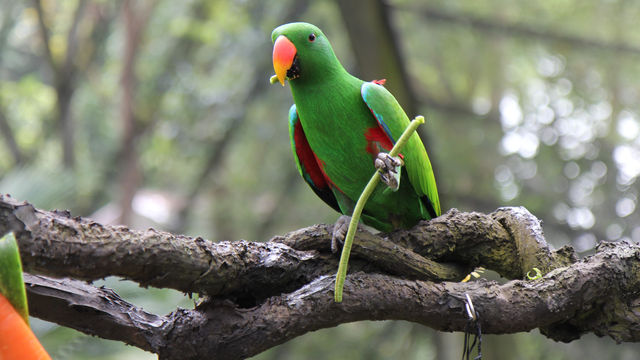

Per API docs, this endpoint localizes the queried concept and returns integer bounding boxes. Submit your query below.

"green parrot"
[271,22,441,251]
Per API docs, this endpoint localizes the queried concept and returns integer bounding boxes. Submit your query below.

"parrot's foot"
[331,216,379,253]
[331,215,351,253]
[375,152,404,190]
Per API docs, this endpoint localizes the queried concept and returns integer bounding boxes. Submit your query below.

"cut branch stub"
[492,207,575,276]
[390,208,521,277]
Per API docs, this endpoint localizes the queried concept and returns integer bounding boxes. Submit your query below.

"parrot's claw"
[375,152,404,190]
[331,215,351,253]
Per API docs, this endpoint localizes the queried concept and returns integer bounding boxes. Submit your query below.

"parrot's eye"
[308,33,316,42]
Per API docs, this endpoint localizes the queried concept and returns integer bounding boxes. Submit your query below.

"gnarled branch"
[1,194,639,359]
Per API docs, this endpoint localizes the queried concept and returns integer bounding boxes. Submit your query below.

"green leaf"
[0,232,29,324]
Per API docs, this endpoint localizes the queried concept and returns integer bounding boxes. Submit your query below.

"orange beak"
[273,35,297,86]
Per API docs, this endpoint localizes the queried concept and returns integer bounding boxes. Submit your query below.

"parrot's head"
[271,22,343,86]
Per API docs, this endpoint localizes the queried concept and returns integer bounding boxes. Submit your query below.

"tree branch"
[396,4,640,56]
[23,242,640,359]
[25,273,163,352]
[274,207,576,280]
[0,194,464,302]
[157,242,640,359]
[2,194,640,359]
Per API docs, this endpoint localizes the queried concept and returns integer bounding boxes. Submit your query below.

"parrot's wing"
[288,104,341,213]
[361,82,441,218]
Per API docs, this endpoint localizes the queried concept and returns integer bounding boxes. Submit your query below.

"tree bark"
[1,194,639,359]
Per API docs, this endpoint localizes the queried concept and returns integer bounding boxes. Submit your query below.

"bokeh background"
[1,0,639,358]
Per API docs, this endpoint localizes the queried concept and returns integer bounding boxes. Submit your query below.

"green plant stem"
[334,115,426,303]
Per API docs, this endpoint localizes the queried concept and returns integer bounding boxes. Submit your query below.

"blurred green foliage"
[1,0,639,358]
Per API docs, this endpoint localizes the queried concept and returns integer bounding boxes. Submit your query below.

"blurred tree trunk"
[33,0,113,171]
[33,0,87,169]
[0,110,22,166]
[117,0,155,225]
[0,5,24,166]
[335,0,417,116]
